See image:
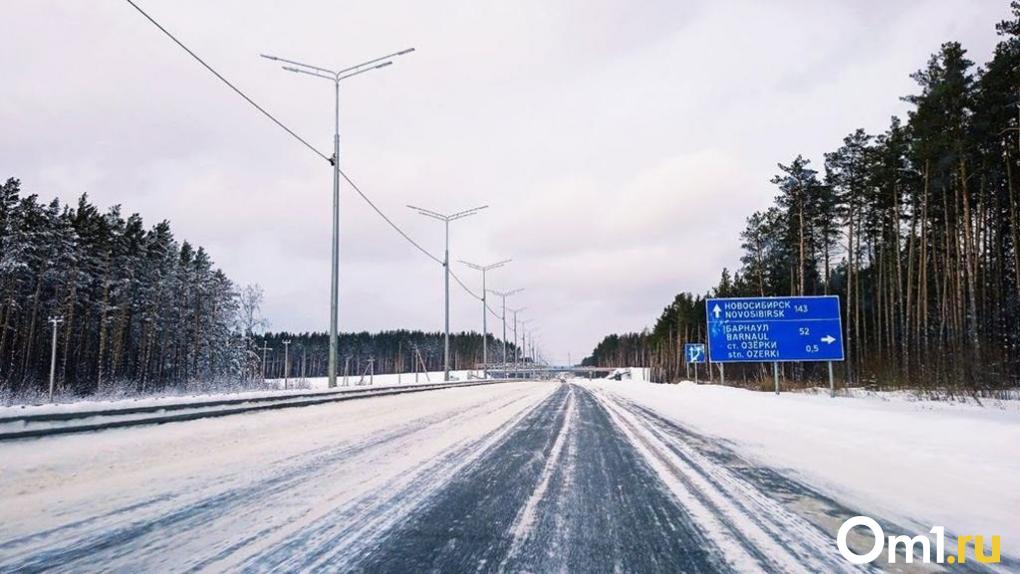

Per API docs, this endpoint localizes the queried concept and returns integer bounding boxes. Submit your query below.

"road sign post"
[684,343,706,384]
[707,296,845,395]
[828,361,835,398]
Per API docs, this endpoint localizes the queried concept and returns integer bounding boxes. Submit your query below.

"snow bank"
[0,370,483,419]
[271,369,484,390]
[585,379,1020,550]
[602,367,650,382]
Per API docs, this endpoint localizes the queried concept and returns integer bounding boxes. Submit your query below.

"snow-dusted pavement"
[0,381,1011,572]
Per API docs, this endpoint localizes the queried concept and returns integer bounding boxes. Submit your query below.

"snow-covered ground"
[2,376,1015,569]
[0,369,482,419]
[0,382,558,571]
[584,378,1020,549]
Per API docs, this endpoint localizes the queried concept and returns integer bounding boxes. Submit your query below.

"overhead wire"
[486,303,503,320]
[124,0,331,163]
[124,0,509,308]
[338,171,444,265]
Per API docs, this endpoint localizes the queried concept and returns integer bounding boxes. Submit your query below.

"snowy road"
[0,381,1004,572]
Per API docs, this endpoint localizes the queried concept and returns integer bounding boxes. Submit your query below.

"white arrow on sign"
[821,335,836,344]
[712,304,722,319]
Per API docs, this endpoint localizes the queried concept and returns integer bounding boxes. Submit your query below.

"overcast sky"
[0,1,1007,363]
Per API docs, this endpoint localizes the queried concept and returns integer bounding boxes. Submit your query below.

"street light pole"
[508,307,527,378]
[47,316,63,402]
[444,219,449,380]
[282,339,292,389]
[261,341,273,381]
[522,329,529,374]
[519,318,534,378]
[461,259,510,378]
[486,288,523,376]
[330,76,339,390]
[261,48,414,389]
[525,328,540,366]
[408,204,489,381]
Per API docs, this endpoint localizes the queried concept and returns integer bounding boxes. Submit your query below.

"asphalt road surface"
[0,381,1000,573]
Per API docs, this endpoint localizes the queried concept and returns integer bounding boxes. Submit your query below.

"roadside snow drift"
[585,379,1020,550]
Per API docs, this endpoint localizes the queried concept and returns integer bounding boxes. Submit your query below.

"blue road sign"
[707,295,845,363]
[684,343,706,364]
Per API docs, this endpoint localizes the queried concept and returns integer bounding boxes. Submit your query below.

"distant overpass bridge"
[478,364,619,379]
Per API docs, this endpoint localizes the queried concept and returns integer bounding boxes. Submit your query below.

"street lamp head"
[264,49,411,83]
[487,287,523,298]
[409,204,490,224]
[407,204,447,221]
[336,47,416,76]
[461,258,510,272]
[448,205,489,221]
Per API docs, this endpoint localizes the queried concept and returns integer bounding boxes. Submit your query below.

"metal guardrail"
[0,378,526,441]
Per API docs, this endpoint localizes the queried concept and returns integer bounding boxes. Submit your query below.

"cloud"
[0,0,1006,363]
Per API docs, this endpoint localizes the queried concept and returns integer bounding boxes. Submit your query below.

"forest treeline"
[0,178,245,397]
[584,7,1020,390]
[0,178,518,398]
[254,330,521,380]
